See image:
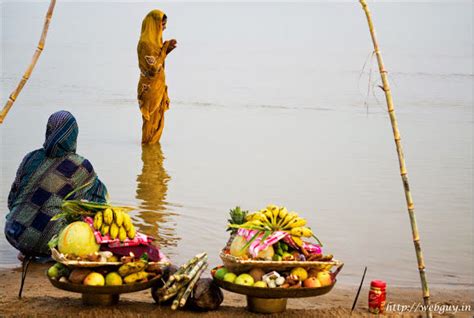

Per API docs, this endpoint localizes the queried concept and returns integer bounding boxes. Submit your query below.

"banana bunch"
[93,208,136,241]
[236,204,312,234]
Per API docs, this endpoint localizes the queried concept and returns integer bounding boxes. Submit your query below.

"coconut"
[58,221,99,257]
[191,278,223,311]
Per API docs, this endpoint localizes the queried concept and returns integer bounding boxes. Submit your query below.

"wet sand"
[0,263,472,317]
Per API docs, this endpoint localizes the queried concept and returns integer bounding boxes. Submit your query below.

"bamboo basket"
[51,248,170,268]
[220,251,343,274]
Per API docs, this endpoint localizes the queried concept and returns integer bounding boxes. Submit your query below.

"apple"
[223,272,237,283]
[215,267,229,280]
[303,277,321,288]
[83,272,105,286]
[235,273,255,286]
[317,271,333,287]
[290,267,308,281]
[253,281,268,288]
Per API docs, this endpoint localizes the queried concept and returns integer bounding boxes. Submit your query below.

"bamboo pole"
[358,1,432,317]
[0,0,56,124]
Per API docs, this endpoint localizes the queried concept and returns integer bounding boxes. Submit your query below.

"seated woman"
[5,110,108,259]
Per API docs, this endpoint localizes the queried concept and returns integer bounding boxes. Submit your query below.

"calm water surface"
[1,2,472,288]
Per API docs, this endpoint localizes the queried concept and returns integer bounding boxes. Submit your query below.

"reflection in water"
[135,143,179,249]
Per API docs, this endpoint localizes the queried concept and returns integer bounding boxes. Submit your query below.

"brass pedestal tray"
[48,275,162,305]
[212,265,342,314]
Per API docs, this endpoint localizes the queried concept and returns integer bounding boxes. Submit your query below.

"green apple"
[235,273,255,286]
[83,272,105,286]
[253,281,268,288]
[215,267,229,280]
[223,272,237,283]
[105,272,123,286]
[317,271,333,287]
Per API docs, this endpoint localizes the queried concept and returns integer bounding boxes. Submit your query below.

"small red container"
[368,280,386,314]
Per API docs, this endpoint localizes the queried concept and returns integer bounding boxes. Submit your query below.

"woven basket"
[220,251,343,274]
[51,248,170,268]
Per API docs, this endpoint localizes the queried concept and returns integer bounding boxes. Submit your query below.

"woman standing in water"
[137,10,177,144]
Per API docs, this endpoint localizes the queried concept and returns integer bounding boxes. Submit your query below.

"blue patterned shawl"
[5,111,108,256]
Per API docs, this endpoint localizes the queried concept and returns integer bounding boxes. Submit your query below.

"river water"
[1,2,472,288]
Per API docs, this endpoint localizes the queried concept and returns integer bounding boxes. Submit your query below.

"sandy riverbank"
[0,263,472,317]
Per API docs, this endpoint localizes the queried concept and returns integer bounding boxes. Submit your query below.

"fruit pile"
[213,266,334,289]
[93,207,136,241]
[225,205,332,261]
[47,253,162,286]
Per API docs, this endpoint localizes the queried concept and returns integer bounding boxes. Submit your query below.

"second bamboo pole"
[358,1,432,318]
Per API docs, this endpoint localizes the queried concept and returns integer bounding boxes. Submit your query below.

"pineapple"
[224,206,248,251]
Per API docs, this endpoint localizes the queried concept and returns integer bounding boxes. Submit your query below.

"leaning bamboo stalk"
[0,0,56,124]
[358,1,431,317]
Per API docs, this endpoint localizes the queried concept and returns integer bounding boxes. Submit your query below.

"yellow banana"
[119,226,128,241]
[123,213,132,231]
[286,217,307,229]
[118,260,147,277]
[124,271,149,284]
[110,223,119,239]
[100,224,110,236]
[264,209,274,225]
[302,227,313,238]
[126,225,136,240]
[278,207,288,221]
[114,209,124,226]
[290,227,304,237]
[103,208,114,225]
[93,211,103,230]
[280,212,298,229]
[272,207,280,226]
[292,235,303,247]
[266,204,278,211]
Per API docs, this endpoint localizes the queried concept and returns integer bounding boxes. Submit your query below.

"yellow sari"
[137,10,170,144]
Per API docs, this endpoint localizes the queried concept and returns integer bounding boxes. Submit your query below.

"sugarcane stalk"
[179,263,208,307]
[161,253,207,292]
[358,2,431,317]
[168,253,206,283]
[0,0,56,124]
[183,255,207,281]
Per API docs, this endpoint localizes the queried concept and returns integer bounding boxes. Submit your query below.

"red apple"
[303,277,321,288]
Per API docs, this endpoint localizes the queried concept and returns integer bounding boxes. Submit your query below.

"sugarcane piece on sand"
[170,262,209,309]
[158,253,208,302]
[178,263,208,308]
[168,253,206,284]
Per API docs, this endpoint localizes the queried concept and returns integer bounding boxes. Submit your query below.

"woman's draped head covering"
[139,10,166,49]
[43,110,78,158]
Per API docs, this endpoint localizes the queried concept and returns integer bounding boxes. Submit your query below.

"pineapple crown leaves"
[226,206,249,232]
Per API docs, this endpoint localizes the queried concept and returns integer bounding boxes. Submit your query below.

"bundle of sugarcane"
[156,252,209,310]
